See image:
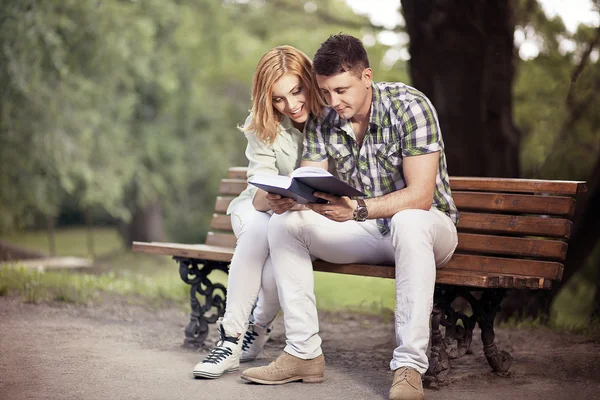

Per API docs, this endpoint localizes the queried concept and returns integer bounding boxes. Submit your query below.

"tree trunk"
[119,200,165,247]
[401,0,519,177]
[594,255,600,319]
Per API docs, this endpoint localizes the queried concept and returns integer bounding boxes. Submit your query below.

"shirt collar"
[279,115,293,131]
[369,82,385,128]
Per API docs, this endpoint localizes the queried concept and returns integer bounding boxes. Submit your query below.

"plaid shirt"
[303,82,458,235]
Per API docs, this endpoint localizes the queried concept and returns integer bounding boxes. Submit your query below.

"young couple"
[193,34,458,400]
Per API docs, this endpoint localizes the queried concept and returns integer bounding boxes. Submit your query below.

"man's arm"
[361,151,438,217]
[308,152,439,221]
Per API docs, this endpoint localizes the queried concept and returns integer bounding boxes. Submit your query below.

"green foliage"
[514,2,600,180]
[0,0,396,241]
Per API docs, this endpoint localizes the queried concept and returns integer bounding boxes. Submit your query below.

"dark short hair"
[313,34,370,77]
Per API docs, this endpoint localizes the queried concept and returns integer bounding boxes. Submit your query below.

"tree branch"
[566,25,600,109]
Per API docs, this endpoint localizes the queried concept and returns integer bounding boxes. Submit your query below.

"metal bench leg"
[426,287,477,387]
[474,289,512,374]
[425,306,451,387]
[176,257,228,349]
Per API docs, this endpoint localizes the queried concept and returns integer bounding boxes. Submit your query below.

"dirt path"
[1,297,599,400]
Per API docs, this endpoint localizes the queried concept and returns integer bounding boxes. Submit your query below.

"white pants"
[221,199,281,336]
[267,207,458,374]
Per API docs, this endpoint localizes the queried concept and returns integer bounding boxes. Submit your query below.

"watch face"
[357,207,368,221]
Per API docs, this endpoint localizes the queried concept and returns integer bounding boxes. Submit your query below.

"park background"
[1,0,599,333]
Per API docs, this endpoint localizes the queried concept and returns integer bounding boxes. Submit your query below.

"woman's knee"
[267,211,305,243]
[232,210,270,238]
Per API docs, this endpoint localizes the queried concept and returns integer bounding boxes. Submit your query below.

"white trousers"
[221,199,281,336]
[267,207,458,374]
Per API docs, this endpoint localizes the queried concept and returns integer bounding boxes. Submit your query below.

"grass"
[0,226,122,258]
[0,227,395,315]
[1,227,598,335]
[0,265,189,306]
[314,272,395,315]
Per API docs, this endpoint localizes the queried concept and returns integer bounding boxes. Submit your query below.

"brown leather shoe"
[388,367,424,400]
[241,352,325,385]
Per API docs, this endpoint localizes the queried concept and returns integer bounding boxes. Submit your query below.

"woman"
[193,45,324,378]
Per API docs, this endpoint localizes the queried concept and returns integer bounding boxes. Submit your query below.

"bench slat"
[313,261,500,288]
[226,168,586,195]
[220,179,246,196]
[211,211,573,239]
[457,212,572,238]
[456,233,567,260]
[444,254,563,280]
[132,242,234,262]
[210,214,232,231]
[132,242,555,289]
[204,231,567,261]
[214,196,233,214]
[214,193,580,220]
[227,167,248,180]
[452,192,576,216]
[206,232,237,248]
[450,177,586,195]
[203,231,565,277]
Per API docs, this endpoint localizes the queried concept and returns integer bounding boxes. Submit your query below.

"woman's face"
[271,73,310,126]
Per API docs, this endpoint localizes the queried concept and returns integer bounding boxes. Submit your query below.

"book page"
[248,174,293,189]
[290,166,332,178]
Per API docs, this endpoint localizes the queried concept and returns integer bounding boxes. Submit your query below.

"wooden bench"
[133,166,586,385]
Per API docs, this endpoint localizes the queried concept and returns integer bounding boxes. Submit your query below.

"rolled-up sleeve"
[400,96,442,156]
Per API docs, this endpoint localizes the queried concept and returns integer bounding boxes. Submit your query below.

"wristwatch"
[353,199,368,222]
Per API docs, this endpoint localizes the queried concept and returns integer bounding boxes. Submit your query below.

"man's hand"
[307,193,357,222]
[265,193,297,214]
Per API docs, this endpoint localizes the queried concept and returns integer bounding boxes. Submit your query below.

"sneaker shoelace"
[242,328,259,352]
[202,342,234,364]
[203,326,238,365]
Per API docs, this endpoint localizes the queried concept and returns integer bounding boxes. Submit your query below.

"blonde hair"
[240,46,324,144]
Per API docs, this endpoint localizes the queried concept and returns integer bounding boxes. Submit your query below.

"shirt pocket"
[326,143,354,179]
[373,142,401,176]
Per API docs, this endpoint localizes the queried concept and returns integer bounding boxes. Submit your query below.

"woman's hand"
[265,193,297,214]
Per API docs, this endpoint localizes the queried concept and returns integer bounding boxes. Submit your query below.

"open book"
[248,167,365,204]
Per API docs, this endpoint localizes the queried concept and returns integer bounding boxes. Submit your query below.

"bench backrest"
[207,167,586,289]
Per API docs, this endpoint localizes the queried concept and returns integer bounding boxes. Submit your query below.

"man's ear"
[362,68,373,87]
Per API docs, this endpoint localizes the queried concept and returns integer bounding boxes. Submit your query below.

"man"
[242,34,458,400]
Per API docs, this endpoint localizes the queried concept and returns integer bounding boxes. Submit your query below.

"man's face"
[316,69,372,120]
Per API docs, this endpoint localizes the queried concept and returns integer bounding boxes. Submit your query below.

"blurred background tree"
[400,0,600,318]
[0,0,598,321]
